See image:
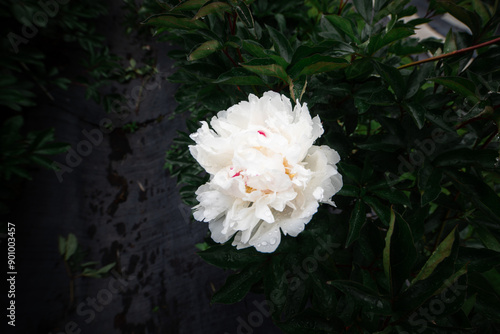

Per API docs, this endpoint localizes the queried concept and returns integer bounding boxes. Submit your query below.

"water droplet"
[270,238,277,245]
[376,301,383,309]
[261,241,268,246]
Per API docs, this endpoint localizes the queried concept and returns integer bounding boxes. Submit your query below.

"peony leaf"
[58,236,66,256]
[142,14,208,30]
[475,225,500,252]
[337,184,359,197]
[437,1,481,36]
[384,211,417,295]
[373,61,406,101]
[430,77,480,105]
[363,196,391,225]
[455,247,500,273]
[241,58,289,83]
[193,2,232,20]
[266,25,294,64]
[345,200,367,247]
[412,227,457,284]
[289,55,348,78]
[433,148,497,169]
[403,101,426,129]
[353,0,374,23]
[383,208,396,289]
[329,280,392,315]
[188,40,222,60]
[65,233,78,261]
[418,166,442,206]
[170,0,210,12]
[235,3,254,28]
[214,68,267,85]
[367,27,414,54]
[324,15,360,43]
[211,263,264,304]
[198,243,265,270]
[370,188,411,207]
[446,171,500,222]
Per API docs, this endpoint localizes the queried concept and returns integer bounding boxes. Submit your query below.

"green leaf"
[353,0,374,23]
[193,2,232,19]
[241,40,268,58]
[475,225,500,252]
[58,236,66,256]
[278,309,342,333]
[367,28,414,54]
[65,233,78,261]
[95,262,116,274]
[198,242,265,270]
[266,25,293,64]
[338,163,362,184]
[33,142,70,155]
[373,61,406,101]
[235,3,254,28]
[443,29,457,54]
[412,227,457,284]
[211,263,264,304]
[434,148,497,169]
[388,213,417,295]
[430,77,480,104]
[29,155,56,170]
[456,247,500,273]
[241,58,289,83]
[383,207,396,285]
[346,200,367,247]
[363,196,392,225]
[437,1,482,36]
[142,14,208,30]
[447,171,500,222]
[337,184,359,197]
[370,188,411,207]
[188,40,222,60]
[171,0,211,12]
[214,68,267,85]
[418,165,442,206]
[324,15,359,43]
[345,58,373,81]
[403,102,426,129]
[289,56,348,78]
[329,280,392,315]
[264,255,287,314]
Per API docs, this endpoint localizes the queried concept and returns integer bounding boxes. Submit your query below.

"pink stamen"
[258,130,267,137]
[232,171,241,178]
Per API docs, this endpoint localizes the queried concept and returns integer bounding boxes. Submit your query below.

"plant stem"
[398,36,500,70]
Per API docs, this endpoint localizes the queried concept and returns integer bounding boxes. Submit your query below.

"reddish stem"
[223,49,238,67]
[398,36,500,69]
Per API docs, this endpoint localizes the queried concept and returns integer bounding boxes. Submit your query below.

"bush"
[154,0,500,332]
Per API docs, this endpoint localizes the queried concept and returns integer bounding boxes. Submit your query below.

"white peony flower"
[189,91,343,253]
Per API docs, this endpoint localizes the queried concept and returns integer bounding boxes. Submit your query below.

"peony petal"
[189,91,343,253]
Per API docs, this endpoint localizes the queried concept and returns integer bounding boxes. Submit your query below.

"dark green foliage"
[0,0,161,216]
[156,0,500,332]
